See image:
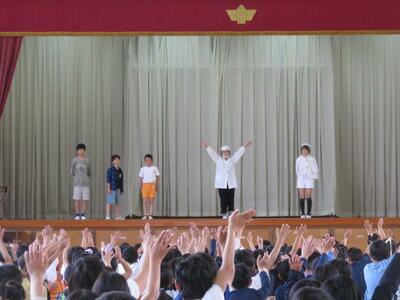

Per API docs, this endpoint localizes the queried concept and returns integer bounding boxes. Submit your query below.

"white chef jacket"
[296,155,319,180]
[207,146,245,189]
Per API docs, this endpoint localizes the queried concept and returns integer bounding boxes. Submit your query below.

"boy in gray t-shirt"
[70,143,91,220]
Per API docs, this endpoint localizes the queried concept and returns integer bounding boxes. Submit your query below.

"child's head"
[111,154,121,167]
[369,239,390,262]
[301,144,311,156]
[220,145,231,159]
[76,144,87,157]
[144,154,153,166]
[232,263,252,290]
[175,253,218,299]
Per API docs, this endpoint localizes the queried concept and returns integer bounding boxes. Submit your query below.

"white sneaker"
[222,214,228,220]
[81,215,87,220]
[148,216,153,220]
[75,215,80,220]
[306,215,312,219]
[115,216,124,220]
[142,216,148,220]
[300,215,306,219]
[105,216,111,220]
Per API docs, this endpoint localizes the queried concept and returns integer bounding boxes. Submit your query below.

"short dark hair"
[111,154,121,162]
[16,244,28,258]
[321,275,361,300]
[234,249,255,269]
[301,145,311,153]
[0,265,22,285]
[122,246,138,264]
[76,143,86,151]
[68,256,104,292]
[175,253,218,299]
[92,272,130,296]
[345,247,363,262]
[144,154,153,160]
[160,263,174,290]
[17,256,26,272]
[314,264,339,283]
[232,263,252,289]
[0,280,25,300]
[333,244,348,260]
[276,260,290,281]
[66,289,97,300]
[68,246,86,264]
[162,248,182,265]
[292,287,334,300]
[329,259,351,277]
[370,240,390,262]
[289,279,321,300]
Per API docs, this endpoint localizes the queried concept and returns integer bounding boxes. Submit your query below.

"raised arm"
[214,209,256,290]
[231,141,252,164]
[202,140,219,163]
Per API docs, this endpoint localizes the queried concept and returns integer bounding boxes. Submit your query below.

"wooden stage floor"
[1,217,399,250]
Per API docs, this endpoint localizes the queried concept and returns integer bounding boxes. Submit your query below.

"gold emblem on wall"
[226,5,257,25]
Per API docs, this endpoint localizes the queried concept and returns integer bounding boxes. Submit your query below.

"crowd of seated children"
[0,214,399,300]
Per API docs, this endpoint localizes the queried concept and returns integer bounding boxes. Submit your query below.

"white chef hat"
[220,145,231,152]
[301,143,311,149]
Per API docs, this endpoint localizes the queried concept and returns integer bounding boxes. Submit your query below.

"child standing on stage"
[139,154,160,220]
[202,140,253,219]
[296,143,319,219]
[70,143,91,220]
[106,154,124,220]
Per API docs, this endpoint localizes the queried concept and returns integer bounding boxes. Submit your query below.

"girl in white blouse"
[296,143,319,218]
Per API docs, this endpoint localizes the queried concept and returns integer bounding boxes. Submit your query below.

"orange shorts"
[142,183,156,199]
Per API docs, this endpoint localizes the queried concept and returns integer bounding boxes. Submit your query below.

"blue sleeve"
[315,253,330,268]
[210,238,216,257]
[255,271,272,299]
[300,257,308,272]
[106,168,111,184]
[284,270,305,300]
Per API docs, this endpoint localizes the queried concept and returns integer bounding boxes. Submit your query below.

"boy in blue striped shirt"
[106,154,124,220]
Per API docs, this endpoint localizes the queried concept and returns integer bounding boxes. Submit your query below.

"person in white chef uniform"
[296,143,319,218]
[202,140,253,219]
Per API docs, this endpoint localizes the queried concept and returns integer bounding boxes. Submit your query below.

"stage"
[1,217,399,250]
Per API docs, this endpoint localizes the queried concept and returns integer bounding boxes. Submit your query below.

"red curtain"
[0,37,22,118]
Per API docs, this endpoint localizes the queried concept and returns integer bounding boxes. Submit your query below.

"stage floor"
[1,217,399,250]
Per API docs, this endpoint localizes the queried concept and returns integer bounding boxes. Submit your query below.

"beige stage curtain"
[0,35,399,219]
[0,37,125,219]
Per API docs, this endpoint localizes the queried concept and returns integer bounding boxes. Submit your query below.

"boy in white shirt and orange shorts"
[139,154,160,220]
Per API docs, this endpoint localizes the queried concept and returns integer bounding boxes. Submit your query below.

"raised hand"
[110,231,127,247]
[229,209,256,231]
[276,224,290,243]
[256,252,273,272]
[25,242,49,277]
[257,235,264,250]
[210,227,218,240]
[295,224,307,237]
[201,140,209,148]
[244,141,253,148]
[177,232,191,254]
[101,249,114,268]
[364,220,373,236]
[301,235,316,259]
[150,230,174,262]
[289,255,303,272]
[342,230,351,246]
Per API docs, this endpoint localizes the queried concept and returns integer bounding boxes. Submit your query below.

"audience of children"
[0,215,399,300]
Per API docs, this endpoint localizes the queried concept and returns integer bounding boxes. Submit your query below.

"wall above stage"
[1,0,400,35]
